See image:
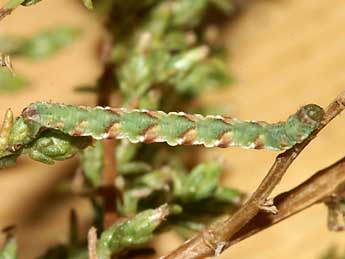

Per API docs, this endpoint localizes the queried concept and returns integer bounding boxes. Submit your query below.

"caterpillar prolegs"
[21,102,324,151]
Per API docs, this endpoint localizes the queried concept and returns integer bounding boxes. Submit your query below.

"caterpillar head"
[284,104,324,145]
[297,104,324,127]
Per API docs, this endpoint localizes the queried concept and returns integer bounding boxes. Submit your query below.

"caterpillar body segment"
[21,102,325,151]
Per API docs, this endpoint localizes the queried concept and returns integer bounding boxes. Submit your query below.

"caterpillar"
[21,101,324,151]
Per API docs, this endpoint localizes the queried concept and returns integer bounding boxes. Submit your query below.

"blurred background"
[0,0,345,258]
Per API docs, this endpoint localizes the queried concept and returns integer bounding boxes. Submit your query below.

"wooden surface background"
[0,0,345,258]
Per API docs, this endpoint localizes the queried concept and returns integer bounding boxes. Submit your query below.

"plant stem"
[229,155,345,245]
[162,91,345,259]
[101,138,117,229]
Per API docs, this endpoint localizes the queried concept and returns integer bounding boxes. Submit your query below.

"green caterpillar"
[21,101,324,151]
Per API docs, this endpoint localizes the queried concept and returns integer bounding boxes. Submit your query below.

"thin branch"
[229,155,345,245]
[96,60,114,107]
[162,91,345,259]
[101,138,117,229]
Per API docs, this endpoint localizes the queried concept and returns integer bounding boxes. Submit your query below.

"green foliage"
[79,140,103,187]
[116,161,243,228]
[175,57,232,94]
[0,69,27,93]
[96,205,170,259]
[0,26,80,93]
[0,26,80,60]
[2,0,25,9]
[173,162,224,202]
[18,27,80,59]
[0,237,16,259]
[81,0,93,10]
[118,46,211,99]
[109,0,232,100]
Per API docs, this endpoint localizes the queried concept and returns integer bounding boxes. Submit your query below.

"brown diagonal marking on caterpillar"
[144,110,161,119]
[176,112,198,145]
[70,121,88,136]
[139,110,160,143]
[254,135,265,149]
[107,107,122,117]
[104,108,124,139]
[107,123,121,139]
[217,131,233,148]
[142,125,160,143]
[219,116,234,124]
[180,128,198,145]
[183,113,200,122]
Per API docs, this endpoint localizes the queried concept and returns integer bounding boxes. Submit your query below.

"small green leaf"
[170,0,208,28]
[116,141,138,164]
[174,58,231,95]
[0,69,27,93]
[213,186,243,204]
[0,236,17,259]
[3,0,25,9]
[134,169,170,190]
[173,162,222,202]
[82,0,93,10]
[118,190,141,215]
[96,205,170,259]
[119,46,208,99]
[18,26,81,60]
[80,140,103,187]
[118,162,151,175]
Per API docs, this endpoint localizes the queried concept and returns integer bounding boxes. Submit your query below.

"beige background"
[0,0,345,258]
